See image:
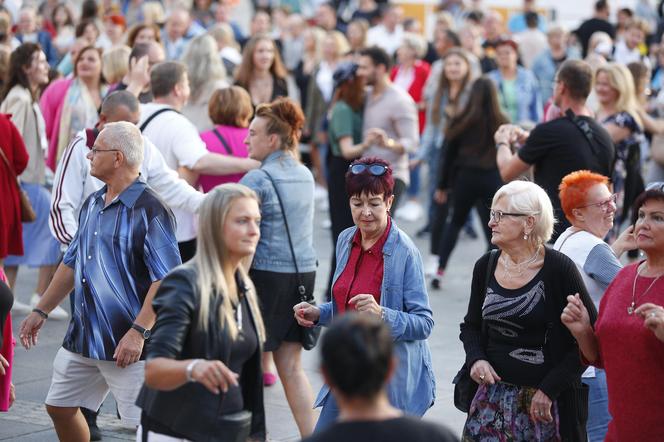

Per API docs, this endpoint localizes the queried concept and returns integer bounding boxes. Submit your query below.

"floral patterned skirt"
[462,382,561,442]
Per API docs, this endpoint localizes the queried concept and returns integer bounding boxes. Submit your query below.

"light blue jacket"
[240,150,317,273]
[314,221,436,416]
[531,49,580,104]
[487,67,542,125]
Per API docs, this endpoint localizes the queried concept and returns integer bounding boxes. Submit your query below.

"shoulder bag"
[262,169,321,351]
[0,147,36,222]
[453,249,498,412]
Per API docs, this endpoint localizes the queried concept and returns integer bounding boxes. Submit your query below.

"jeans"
[582,369,611,442]
[314,393,340,433]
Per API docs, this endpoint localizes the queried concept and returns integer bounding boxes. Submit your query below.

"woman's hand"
[433,189,448,204]
[635,303,664,342]
[349,294,381,316]
[561,293,592,338]
[469,360,501,385]
[529,389,553,423]
[190,360,239,395]
[8,383,15,409]
[293,302,320,327]
[611,225,636,258]
[0,353,8,376]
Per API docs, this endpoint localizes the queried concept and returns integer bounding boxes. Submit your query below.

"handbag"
[262,170,321,351]
[0,147,36,222]
[214,410,252,442]
[453,249,498,413]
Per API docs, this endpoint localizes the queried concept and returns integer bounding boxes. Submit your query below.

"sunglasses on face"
[349,163,388,176]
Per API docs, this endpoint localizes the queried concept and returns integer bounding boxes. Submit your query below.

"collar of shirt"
[94,176,146,209]
[263,149,290,165]
[351,216,392,255]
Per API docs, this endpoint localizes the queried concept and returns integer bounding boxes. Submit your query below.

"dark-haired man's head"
[357,46,391,86]
[150,61,190,109]
[99,90,140,129]
[594,0,610,19]
[553,59,593,107]
[321,314,395,401]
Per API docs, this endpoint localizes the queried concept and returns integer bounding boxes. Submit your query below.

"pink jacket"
[40,77,72,171]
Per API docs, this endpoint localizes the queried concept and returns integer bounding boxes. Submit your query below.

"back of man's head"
[525,11,539,29]
[595,0,609,14]
[360,46,392,71]
[101,91,140,122]
[557,59,593,101]
[321,314,393,399]
[150,61,187,99]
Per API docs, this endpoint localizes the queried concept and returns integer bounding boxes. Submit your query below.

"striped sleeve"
[583,243,623,287]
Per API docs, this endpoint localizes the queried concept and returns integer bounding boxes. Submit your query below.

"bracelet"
[380,307,386,322]
[32,308,48,319]
[185,359,202,383]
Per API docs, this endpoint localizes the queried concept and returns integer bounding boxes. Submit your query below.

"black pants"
[178,238,197,263]
[392,178,407,213]
[437,167,502,269]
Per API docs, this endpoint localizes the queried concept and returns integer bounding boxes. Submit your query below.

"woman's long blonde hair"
[194,183,265,342]
[596,63,642,127]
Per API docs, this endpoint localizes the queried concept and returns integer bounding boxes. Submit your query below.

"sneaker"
[395,200,423,222]
[30,294,69,320]
[81,407,102,441]
[431,269,444,290]
[11,299,32,315]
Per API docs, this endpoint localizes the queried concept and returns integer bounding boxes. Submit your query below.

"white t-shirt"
[366,24,404,56]
[139,103,208,242]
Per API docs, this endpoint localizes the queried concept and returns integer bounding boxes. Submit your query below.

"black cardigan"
[136,265,265,442]
[460,248,598,439]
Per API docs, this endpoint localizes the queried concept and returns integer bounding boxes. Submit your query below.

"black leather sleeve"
[146,266,197,360]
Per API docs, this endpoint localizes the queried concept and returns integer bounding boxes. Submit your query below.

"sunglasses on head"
[646,182,664,192]
[349,163,388,176]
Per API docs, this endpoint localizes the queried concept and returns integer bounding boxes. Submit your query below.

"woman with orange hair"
[553,170,635,442]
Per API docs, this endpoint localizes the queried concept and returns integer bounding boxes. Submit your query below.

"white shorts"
[136,426,192,442]
[45,347,145,427]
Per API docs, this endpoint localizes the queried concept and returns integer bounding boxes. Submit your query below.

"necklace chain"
[500,246,541,279]
[628,264,663,315]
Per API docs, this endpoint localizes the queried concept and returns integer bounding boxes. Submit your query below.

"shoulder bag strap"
[139,107,179,132]
[261,169,307,302]
[0,147,20,188]
[212,128,233,155]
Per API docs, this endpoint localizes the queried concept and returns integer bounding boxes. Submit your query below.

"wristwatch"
[131,323,151,340]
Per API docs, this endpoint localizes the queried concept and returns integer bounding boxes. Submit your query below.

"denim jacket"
[487,66,542,125]
[240,150,317,273]
[314,221,436,416]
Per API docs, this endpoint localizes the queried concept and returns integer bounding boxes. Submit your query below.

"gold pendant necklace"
[628,264,662,315]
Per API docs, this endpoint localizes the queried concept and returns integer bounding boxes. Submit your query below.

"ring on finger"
[649,311,657,318]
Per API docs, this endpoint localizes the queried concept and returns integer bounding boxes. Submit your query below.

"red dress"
[390,60,431,134]
[594,262,664,441]
[0,114,29,259]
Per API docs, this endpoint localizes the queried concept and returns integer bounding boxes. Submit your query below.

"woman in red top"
[390,32,430,134]
[562,182,664,441]
[0,113,29,265]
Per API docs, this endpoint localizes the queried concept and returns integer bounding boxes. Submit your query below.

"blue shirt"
[62,178,181,360]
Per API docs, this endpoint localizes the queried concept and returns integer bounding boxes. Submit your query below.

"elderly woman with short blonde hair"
[460,180,596,441]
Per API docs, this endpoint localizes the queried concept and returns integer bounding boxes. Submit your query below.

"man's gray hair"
[101,90,139,116]
[100,121,144,168]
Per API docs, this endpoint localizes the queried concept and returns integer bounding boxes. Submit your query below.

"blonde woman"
[595,63,645,236]
[102,45,130,86]
[181,34,229,132]
[136,183,266,441]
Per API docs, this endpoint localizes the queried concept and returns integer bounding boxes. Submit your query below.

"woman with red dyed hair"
[554,170,635,442]
[294,157,435,432]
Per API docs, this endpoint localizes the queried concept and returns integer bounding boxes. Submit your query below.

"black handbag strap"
[212,128,233,155]
[480,249,499,338]
[139,107,179,132]
[261,169,307,301]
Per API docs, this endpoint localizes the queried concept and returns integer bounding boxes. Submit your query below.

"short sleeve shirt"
[329,101,363,158]
[62,178,181,360]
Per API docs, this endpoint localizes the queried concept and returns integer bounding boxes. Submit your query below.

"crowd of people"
[0,0,664,440]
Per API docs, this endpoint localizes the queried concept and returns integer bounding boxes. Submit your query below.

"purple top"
[199,125,249,192]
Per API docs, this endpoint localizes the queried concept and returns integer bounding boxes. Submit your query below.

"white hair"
[182,33,227,101]
[100,121,144,168]
[492,180,556,245]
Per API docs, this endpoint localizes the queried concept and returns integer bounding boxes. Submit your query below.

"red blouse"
[333,219,391,314]
[593,262,664,442]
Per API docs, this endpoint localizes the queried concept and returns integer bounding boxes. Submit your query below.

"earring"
[523,232,529,240]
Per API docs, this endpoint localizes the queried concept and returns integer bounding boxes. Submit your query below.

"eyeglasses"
[349,163,388,176]
[577,193,617,212]
[90,148,121,155]
[646,182,664,192]
[489,209,531,223]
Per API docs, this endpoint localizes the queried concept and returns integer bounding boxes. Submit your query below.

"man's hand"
[126,55,150,94]
[113,328,145,368]
[19,312,46,349]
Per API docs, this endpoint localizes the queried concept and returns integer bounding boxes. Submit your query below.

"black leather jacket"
[136,264,265,441]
